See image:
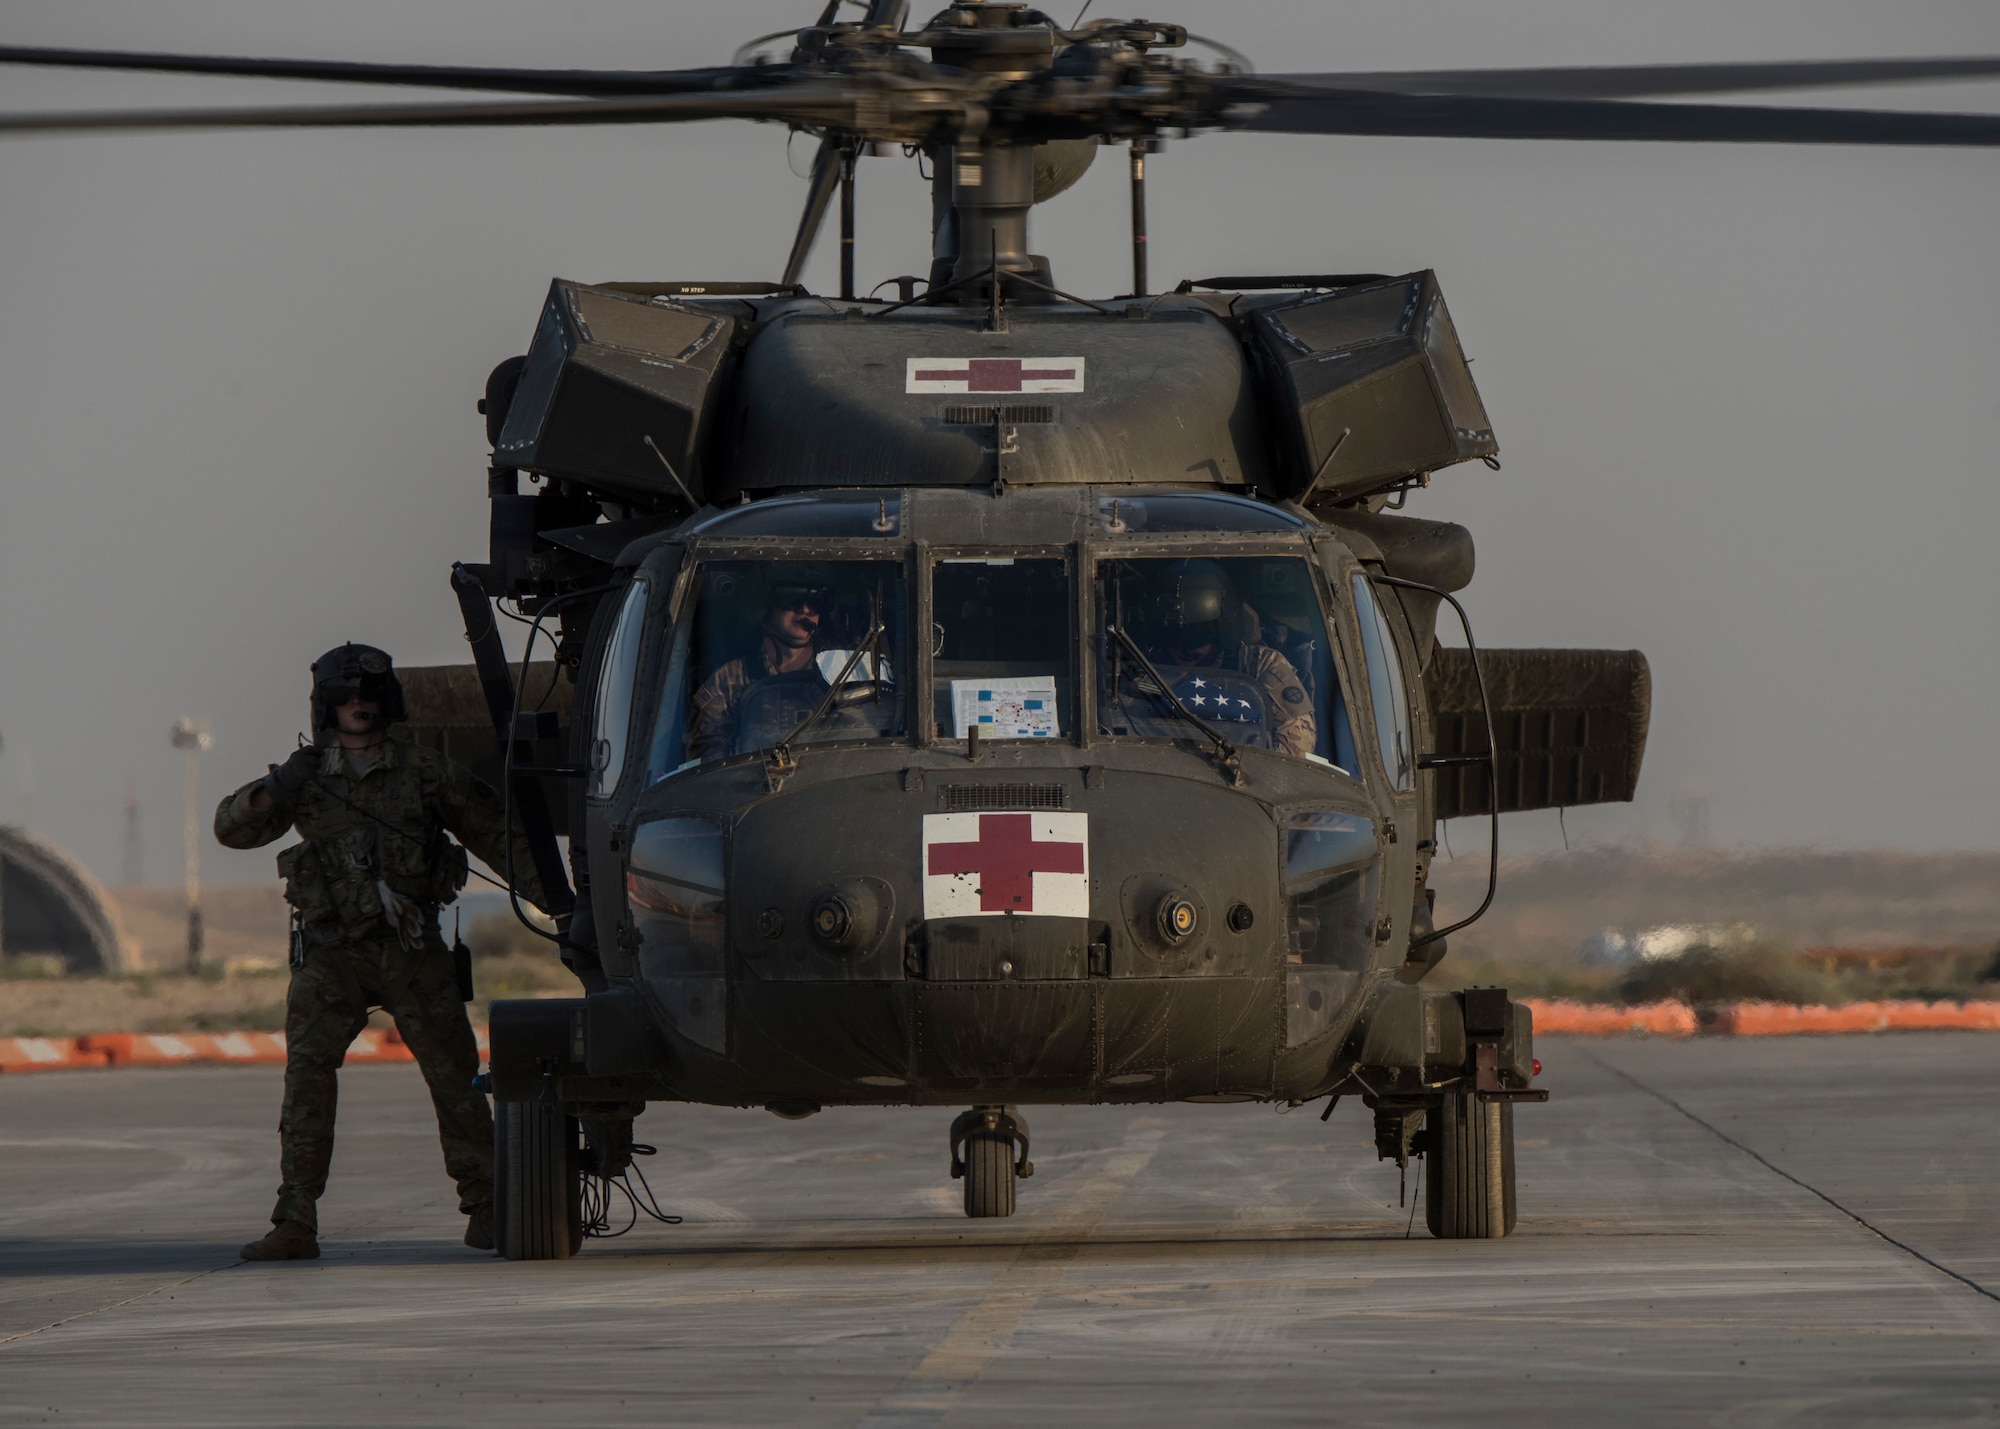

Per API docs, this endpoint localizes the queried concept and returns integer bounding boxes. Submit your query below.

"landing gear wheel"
[495,1098,583,1260]
[962,1133,1017,1219]
[1424,1091,1516,1239]
[949,1105,1032,1219]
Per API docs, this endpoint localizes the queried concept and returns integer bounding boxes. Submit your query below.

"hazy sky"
[2,0,1998,886]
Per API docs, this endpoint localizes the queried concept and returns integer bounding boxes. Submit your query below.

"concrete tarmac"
[1,1034,1996,1426]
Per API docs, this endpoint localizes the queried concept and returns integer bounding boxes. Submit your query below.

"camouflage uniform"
[1234,643,1318,759]
[687,637,816,761]
[214,734,544,1233]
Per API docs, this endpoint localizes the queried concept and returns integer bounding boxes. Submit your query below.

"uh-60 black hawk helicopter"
[9,4,1998,1257]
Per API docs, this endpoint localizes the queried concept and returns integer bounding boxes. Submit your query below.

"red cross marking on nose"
[926,813,1086,913]
[911,357,1079,392]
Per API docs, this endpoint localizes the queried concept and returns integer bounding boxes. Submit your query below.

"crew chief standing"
[215,643,545,1261]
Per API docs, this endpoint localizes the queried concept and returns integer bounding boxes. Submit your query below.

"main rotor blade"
[0,44,750,97]
[1262,56,2000,102]
[0,88,870,136]
[1226,86,2000,147]
[781,136,844,287]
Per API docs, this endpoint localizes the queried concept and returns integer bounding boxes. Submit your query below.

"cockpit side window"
[1095,555,1357,771]
[588,577,650,799]
[1350,573,1415,794]
[931,557,1073,741]
[645,558,907,781]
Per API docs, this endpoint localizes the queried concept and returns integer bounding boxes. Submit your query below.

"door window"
[588,578,649,798]
[1350,574,1414,793]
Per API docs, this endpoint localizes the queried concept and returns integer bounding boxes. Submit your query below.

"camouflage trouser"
[271,924,491,1232]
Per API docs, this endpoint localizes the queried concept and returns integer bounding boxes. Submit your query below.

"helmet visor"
[316,674,393,709]
[768,584,833,615]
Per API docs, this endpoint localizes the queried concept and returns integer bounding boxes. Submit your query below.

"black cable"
[498,582,618,947]
[499,603,572,715]
[581,1141,682,1238]
[280,738,520,898]
[1370,572,1499,947]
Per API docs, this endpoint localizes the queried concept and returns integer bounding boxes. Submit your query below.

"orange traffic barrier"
[1524,999,1698,1037]
[1526,998,2000,1037]
[1715,999,2000,1036]
[343,1028,416,1064]
[1882,1000,2000,1031]
[0,1036,112,1073]
[10,999,1999,1073]
[1714,1003,1882,1036]
[60,1028,415,1069]
[77,1031,290,1067]
[2,1025,495,1073]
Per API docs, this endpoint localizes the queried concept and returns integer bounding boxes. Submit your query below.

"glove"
[263,746,321,812]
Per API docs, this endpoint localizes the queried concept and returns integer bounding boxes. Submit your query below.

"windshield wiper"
[766,617,885,788]
[1106,623,1244,787]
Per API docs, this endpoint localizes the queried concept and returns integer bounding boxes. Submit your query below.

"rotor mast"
[923,3,1057,295]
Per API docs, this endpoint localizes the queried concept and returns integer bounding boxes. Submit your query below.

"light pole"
[170,718,211,973]
[122,773,143,887]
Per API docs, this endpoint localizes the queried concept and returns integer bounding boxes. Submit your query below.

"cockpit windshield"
[647,559,906,779]
[640,545,1359,782]
[931,557,1072,741]
[1096,555,1357,771]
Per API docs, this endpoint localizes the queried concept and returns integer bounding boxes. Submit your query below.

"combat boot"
[464,1206,494,1251]
[240,1220,319,1261]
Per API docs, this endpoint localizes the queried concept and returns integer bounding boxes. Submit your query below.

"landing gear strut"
[949,1105,1033,1218]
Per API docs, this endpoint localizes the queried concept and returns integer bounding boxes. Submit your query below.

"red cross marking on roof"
[911,357,1079,392]
[925,813,1086,913]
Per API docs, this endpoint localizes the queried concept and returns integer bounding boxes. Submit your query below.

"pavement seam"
[0,1261,241,1349]
[850,1128,1164,1428]
[1579,1048,2000,1306]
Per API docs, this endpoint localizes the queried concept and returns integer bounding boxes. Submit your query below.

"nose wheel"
[949,1105,1033,1218]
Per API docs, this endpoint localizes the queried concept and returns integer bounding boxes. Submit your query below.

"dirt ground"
[102,885,291,973]
[0,946,579,1038]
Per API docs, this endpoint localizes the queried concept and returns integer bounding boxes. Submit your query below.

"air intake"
[940,404,1056,425]
[940,783,1070,812]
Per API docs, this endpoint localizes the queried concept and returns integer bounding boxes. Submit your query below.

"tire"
[962,1132,1017,1219]
[1424,1092,1516,1239]
[495,1099,583,1260]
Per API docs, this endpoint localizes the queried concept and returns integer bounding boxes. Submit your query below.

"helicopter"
[6,5,1997,1259]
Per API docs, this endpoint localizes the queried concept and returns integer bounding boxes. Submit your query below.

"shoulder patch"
[1282,686,1307,705]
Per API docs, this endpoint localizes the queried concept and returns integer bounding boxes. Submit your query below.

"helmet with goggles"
[1140,558,1241,655]
[309,643,407,730]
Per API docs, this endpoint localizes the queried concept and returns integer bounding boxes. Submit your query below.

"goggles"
[769,585,832,615]
[316,678,388,707]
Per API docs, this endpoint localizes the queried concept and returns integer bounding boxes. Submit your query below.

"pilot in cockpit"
[687,576,831,761]
[1139,559,1318,758]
